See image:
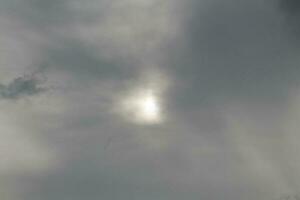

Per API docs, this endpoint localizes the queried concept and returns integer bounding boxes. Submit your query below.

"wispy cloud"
[0,73,46,100]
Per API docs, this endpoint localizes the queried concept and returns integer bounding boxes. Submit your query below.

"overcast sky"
[1,0,300,199]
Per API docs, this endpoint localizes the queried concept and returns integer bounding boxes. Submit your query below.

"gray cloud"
[280,0,300,14]
[2,0,300,200]
[280,0,300,39]
[164,0,300,111]
[0,73,46,100]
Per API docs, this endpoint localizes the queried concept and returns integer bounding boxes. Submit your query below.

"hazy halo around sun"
[115,69,170,125]
[120,89,163,125]
[136,90,160,122]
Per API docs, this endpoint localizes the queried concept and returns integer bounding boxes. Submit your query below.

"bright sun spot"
[138,92,160,121]
[117,69,169,125]
[121,89,163,125]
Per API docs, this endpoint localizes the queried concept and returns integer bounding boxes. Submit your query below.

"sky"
[1,0,300,199]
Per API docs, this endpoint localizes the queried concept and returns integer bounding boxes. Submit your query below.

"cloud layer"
[1,0,300,200]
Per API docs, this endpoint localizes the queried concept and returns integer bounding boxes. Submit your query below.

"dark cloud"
[0,73,46,100]
[280,0,300,14]
[164,0,300,110]
[280,0,300,38]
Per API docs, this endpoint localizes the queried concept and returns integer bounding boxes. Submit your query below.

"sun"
[117,69,169,125]
[137,92,160,121]
[120,89,163,124]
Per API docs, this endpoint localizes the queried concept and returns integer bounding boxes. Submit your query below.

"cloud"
[2,0,300,200]
[0,73,46,100]
[164,0,300,111]
[280,0,300,14]
[279,0,300,39]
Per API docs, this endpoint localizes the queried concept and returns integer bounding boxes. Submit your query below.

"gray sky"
[1,0,300,200]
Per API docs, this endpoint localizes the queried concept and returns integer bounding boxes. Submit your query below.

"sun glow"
[121,89,163,124]
[116,69,169,125]
[138,92,160,121]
